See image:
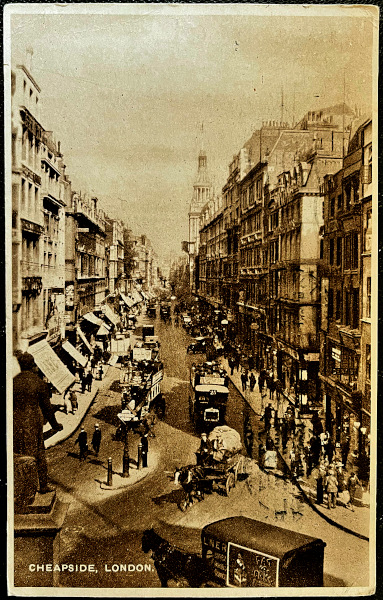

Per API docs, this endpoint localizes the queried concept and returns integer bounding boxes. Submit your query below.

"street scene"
[8,5,376,596]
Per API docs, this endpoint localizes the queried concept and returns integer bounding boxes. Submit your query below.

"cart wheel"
[226,472,235,496]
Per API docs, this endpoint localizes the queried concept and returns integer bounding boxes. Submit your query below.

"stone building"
[319,116,372,469]
[71,192,106,317]
[105,216,125,294]
[198,194,224,309]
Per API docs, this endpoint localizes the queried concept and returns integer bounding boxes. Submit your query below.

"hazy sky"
[8,4,376,263]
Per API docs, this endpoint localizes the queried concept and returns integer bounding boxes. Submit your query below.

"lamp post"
[117,411,131,477]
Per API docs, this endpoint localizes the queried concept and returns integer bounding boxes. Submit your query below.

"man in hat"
[13,352,63,494]
[75,427,88,461]
[91,424,102,457]
[196,433,210,465]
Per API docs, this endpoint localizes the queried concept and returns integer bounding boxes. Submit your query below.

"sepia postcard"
[5,2,378,596]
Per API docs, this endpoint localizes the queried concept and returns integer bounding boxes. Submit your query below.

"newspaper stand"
[201,516,326,588]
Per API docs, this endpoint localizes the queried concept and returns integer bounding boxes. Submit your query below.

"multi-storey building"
[105,216,125,294]
[198,194,224,308]
[319,116,372,470]
[40,132,66,348]
[12,63,44,351]
[72,192,106,317]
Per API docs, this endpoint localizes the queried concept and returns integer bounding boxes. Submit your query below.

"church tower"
[188,148,212,293]
[188,149,211,257]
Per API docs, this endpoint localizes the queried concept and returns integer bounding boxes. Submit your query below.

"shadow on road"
[93,404,121,428]
[151,488,185,507]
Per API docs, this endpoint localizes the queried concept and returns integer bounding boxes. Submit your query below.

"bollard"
[137,441,143,470]
[107,457,113,487]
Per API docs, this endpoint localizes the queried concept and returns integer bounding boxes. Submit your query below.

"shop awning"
[62,340,88,367]
[82,312,104,326]
[97,323,111,336]
[108,354,119,366]
[77,327,93,353]
[29,340,75,394]
[141,291,150,301]
[119,292,135,308]
[101,304,119,326]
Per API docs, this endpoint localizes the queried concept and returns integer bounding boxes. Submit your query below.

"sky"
[8,4,376,264]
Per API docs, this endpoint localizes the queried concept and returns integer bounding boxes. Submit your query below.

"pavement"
[218,354,371,541]
[42,311,162,491]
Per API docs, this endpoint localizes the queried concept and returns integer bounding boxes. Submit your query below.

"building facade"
[105,217,125,294]
[72,192,107,317]
[319,116,372,472]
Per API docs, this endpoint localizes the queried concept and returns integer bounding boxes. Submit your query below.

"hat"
[201,433,207,438]
[95,424,99,428]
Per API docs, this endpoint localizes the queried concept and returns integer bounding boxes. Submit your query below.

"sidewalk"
[44,310,147,450]
[218,354,370,540]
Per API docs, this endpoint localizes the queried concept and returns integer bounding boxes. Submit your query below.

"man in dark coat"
[13,352,63,493]
[86,370,93,392]
[91,424,102,456]
[249,372,256,392]
[140,434,149,468]
[75,428,88,461]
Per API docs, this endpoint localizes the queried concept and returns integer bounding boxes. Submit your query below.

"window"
[344,233,358,270]
[366,344,371,381]
[352,288,359,329]
[328,288,334,319]
[336,237,342,267]
[330,196,335,217]
[320,238,324,259]
[329,238,334,265]
[336,290,342,320]
[337,194,342,210]
[366,277,371,318]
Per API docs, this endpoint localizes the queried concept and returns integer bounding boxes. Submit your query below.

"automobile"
[186,337,209,354]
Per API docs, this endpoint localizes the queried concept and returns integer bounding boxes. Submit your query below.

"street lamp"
[117,410,132,477]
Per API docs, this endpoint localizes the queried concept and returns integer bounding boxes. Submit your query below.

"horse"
[141,528,210,587]
[174,465,209,511]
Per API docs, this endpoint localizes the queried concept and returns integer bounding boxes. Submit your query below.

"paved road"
[42,314,370,590]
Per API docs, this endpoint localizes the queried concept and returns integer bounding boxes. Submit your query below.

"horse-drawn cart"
[175,426,245,511]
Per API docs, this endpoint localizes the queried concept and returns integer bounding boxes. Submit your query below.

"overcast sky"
[8,4,376,264]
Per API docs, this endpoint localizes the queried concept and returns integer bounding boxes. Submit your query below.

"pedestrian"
[248,354,255,372]
[13,352,64,495]
[281,419,288,452]
[264,403,273,432]
[96,363,104,381]
[347,472,361,511]
[141,434,149,467]
[78,366,85,385]
[327,437,335,465]
[235,354,241,372]
[325,468,338,509]
[341,436,351,468]
[313,460,326,505]
[86,370,93,392]
[81,373,87,394]
[75,427,88,461]
[229,357,235,376]
[91,424,102,456]
[249,372,256,392]
[290,444,298,477]
[241,371,248,392]
[63,390,73,415]
[70,389,78,413]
